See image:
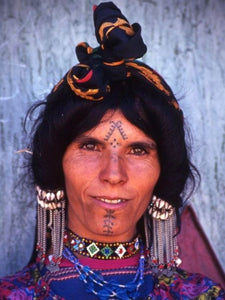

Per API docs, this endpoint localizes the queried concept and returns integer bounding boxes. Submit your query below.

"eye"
[80,141,100,151]
[128,142,157,156]
[129,146,148,156]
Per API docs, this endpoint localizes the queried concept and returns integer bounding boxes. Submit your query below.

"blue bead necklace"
[63,243,146,300]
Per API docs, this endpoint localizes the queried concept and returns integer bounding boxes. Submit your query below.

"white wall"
[0,0,225,276]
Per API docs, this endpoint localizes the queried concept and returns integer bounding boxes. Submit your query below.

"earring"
[144,195,182,277]
[36,185,66,272]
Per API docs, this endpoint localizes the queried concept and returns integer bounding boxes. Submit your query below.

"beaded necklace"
[64,229,140,260]
[63,245,146,300]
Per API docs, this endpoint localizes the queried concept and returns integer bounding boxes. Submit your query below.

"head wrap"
[53,1,179,110]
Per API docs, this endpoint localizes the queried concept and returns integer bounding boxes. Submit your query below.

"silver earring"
[144,195,182,277]
[36,185,66,272]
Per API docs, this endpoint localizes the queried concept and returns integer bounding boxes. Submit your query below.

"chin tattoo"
[103,209,115,235]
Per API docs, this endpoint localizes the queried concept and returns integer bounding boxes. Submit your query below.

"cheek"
[133,161,160,208]
[131,159,160,188]
[63,154,95,181]
[63,157,84,196]
[63,154,101,205]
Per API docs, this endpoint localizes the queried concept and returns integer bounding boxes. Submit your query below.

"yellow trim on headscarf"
[67,68,106,101]
[126,62,170,96]
[103,60,124,66]
[98,17,134,42]
[126,61,180,110]
[53,78,64,92]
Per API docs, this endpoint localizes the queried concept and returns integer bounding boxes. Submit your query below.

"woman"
[0,2,224,299]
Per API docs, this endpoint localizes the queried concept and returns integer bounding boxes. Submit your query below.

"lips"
[95,197,127,204]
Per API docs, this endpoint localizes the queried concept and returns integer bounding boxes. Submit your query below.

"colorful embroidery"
[0,263,224,300]
[115,244,126,258]
[101,246,114,258]
[64,229,141,260]
[87,242,100,257]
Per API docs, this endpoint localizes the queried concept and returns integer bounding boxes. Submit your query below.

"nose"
[99,153,128,185]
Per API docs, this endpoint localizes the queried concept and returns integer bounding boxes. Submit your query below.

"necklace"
[63,245,146,300]
[64,229,140,260]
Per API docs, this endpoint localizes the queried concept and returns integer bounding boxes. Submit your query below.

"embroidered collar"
[64,229,141,260]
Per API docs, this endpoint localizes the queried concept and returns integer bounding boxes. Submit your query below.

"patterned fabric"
[0,256,224,299]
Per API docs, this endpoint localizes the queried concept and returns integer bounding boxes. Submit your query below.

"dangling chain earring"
[36,185,66,272]
[144,195,182,277]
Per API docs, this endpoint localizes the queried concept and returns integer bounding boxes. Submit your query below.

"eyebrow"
[74,135,104,145]
[127,141,157,150]
[75,135,157,149]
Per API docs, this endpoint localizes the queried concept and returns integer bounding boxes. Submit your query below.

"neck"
[67,218,137,243]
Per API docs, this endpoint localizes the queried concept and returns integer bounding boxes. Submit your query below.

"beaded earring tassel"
[145,195,182,277]
[36,186,65,271]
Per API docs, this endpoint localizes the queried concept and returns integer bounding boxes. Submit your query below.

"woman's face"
[63,109,160,242]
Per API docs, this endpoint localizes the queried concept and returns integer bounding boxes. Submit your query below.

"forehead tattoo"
[104,121,128,143]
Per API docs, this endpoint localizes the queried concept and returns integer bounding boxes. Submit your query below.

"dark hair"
[28,74,198,213]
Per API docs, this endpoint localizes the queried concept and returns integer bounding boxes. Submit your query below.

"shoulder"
[0,263,64,300]
[154,268,225,299]
[0,263,39,299]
